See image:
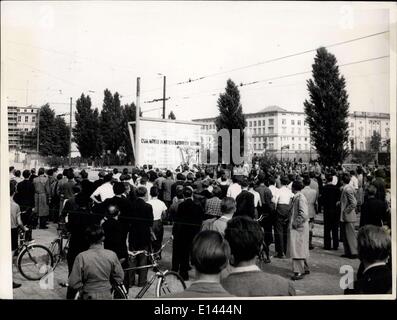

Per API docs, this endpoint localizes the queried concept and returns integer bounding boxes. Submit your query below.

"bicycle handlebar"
[128,236,173,258]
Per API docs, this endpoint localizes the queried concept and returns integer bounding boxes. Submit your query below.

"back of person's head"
[85,224,105,245]
[150,186,159,198]
[140,174,148,184]
[136,186,147,198]
[280,175,289,186]
[342,172,351,184]
[309,171,315,179]
[287,173,295,183]
[9,166,15,173]
[176,185,184,199]
[221,197,236,215]
[31,168,36,174]
[14,170,21,178]
[104,173,113,183]
[113,168,119,175]
[195,172,202,180]
[292,180,304,192]
[166,170,172,178]
[325,173,333,183]
[67,171,75,180]
[62,169,68,176]
[232,176,238,184]
[122,168,129,175]
[183,187,193,198]
[98,171,106,178]
[113,182,126,195]
[202,180,210,189]
[191,230,229,275]
[56,173,63,180]
[367,184,377,197]
[357,225,391,264]
[177,173,185,181]
[350,170,356,176]
[187,172,194,181]
[157,171,163,178]
[303,175,311,186]
[240,179,249,189]
[212,186,222,198]
[80,170,88,179]
[224,216,264,266]
[38,167,45,176]
[46,169,53,177]
[22,169,31,179]
[107,204,120,218]
[257,173,266,184]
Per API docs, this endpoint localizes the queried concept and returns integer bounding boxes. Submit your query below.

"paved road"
[12,222,359,299]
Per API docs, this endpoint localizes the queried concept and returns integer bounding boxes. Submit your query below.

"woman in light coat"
[287,180,310,280]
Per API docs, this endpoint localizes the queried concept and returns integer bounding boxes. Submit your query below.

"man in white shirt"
[147,186,167,254]
[112,168,122,182]
[91,174,115,204]
[268,176,280,206]
[274,175,294,258]
[226,176,242,200]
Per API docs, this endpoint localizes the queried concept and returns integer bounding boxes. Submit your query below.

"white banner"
[138,118,202,169]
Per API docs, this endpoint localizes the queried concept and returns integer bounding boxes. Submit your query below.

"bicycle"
[48,222,70,272]
[123,236,186,299]
[16,229,54,281]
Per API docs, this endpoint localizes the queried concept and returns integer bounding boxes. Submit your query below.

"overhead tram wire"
[131,30,389,95]
[164,55,389,102]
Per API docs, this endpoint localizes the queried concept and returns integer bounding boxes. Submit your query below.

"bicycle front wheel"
[17,244,54,280]
[156,271,186,297]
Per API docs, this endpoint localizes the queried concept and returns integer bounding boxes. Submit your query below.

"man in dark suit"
[234,179,255,219]
[14,169,36,230]
[79,170,95,208]
[321,173,341,250]
[172,187,203,280]
[255,173,274,262]
[345,225,391,295]
[128,187,154,287]
[360,184,390,228]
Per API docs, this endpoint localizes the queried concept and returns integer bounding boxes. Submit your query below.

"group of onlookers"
[9,161,392,296]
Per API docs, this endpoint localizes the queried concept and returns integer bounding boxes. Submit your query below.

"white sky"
[1,1,392,121]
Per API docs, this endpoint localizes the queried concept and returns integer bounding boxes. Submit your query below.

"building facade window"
[291,120,295,125]
[18,116,21,122]
[297,120,301,126]
[298,128,301,134]
[268,127,274,134]
[291,128,295,134]
[268,119,274,126]
[25,116,28,122]
[282,119,286,125]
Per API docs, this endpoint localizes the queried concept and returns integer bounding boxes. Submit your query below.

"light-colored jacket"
[287,192,309,259]
[301,186,317,219]
[340,184,357,223]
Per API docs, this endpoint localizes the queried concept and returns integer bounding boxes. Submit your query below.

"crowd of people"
[9,160,392,297]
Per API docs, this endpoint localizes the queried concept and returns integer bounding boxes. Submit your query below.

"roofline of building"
[193,109,390,122]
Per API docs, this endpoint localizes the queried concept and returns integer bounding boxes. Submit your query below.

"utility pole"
[135,77,141,167]
[162,75,166,119]
[36,108,40,154]
[69,97,72,166]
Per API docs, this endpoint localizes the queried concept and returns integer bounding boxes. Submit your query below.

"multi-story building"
[7,105,39,151]
[193,106,390,161]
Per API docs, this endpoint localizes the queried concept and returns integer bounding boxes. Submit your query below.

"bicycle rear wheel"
[17,244,54,280]
[156,271,186,297]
